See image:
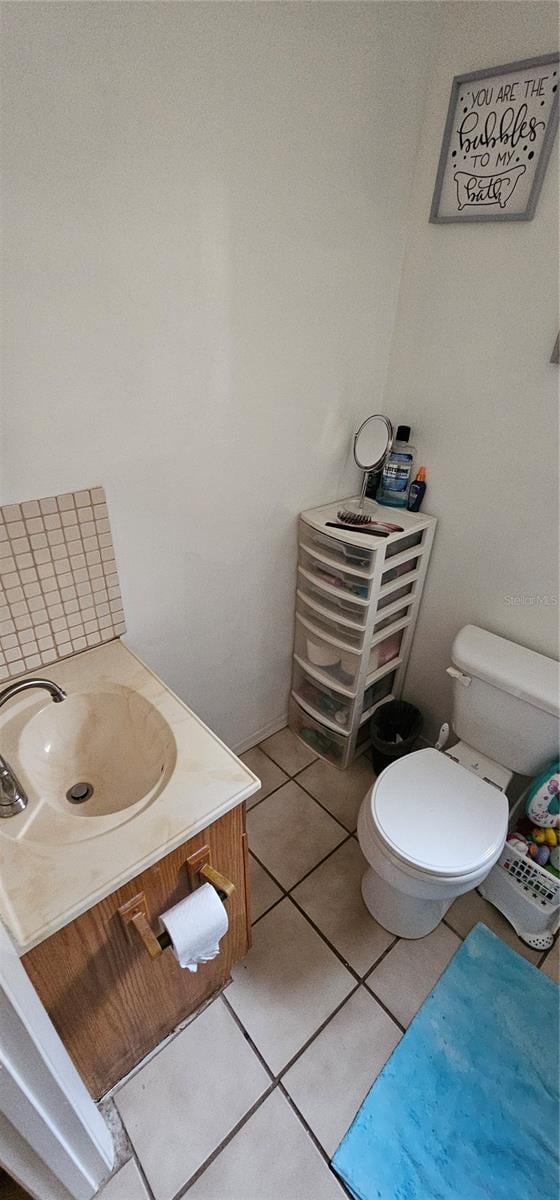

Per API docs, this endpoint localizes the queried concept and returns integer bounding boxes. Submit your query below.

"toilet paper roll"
[160,882,229,972]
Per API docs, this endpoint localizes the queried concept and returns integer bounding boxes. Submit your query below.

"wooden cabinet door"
[22,805,250,1099]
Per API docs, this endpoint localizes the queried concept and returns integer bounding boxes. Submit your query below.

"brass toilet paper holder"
[118,845,235,960]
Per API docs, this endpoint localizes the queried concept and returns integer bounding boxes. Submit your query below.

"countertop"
[0,640,260,951]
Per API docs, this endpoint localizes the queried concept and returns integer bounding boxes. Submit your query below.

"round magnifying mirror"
[353,414,393,508]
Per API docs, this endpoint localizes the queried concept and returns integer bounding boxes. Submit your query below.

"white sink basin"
[1,684,177,844]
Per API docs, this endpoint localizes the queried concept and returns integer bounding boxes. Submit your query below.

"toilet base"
[361,866,453,939]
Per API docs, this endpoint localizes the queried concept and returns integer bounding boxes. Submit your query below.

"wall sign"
[430,53,559,222]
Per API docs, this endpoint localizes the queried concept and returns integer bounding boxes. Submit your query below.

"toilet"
[358,625,560,938]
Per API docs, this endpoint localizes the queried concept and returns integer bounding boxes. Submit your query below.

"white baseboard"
[232,712,288,756]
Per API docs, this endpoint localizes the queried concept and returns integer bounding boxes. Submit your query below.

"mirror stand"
[352,414,393,511]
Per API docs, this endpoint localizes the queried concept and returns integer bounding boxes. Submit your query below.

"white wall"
[384,1,559,738]
[0,1,438,748]
[0,925,113,1199]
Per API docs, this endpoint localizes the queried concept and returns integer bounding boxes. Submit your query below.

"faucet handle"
[0,754,28,817]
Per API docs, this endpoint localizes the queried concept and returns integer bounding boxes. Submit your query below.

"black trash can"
[369,700,423,774]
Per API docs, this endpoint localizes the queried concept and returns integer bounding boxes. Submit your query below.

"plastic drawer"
[356,720,371,753]
[299,522,376,575]
[296,594,364,650]
[374,603,411,633]
[294,614,361,693]
[292,660,354,732]
[297,568,368,627]
[289,696,351,768]
[376,580,415,609]
[298,546,371,602]
[362,671,396,716]
[385,531,423,559]
[381,556,418,586]
[368,628,404,673]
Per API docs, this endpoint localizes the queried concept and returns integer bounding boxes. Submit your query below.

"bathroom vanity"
[22,806,249,1097]
[0,640,259,1098]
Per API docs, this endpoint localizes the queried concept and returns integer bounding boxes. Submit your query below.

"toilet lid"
[372,748,508,877]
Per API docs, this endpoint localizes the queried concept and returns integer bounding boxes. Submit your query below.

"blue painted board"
[332,924,559,1200]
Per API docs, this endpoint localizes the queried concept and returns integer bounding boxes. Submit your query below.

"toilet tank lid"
[452,625,559,718]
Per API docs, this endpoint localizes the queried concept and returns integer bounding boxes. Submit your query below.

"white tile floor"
[103,727,559,1200]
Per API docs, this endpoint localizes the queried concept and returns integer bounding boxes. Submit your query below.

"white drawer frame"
[290,506,437,769]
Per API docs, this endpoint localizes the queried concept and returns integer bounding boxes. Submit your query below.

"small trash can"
[369,700,423,774]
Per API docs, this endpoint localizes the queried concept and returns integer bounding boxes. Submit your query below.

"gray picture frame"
[430,53,559,223]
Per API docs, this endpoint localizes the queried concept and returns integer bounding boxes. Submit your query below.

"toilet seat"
[368,748,508,878]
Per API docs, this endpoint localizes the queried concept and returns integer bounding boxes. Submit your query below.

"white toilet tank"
[449,625,559,775]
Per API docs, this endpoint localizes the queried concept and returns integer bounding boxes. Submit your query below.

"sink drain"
[66,782,94,805]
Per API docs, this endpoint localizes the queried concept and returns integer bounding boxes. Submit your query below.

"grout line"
[248,875,405,1040]
[249,835,352,900]
[442,915,465,939]
[250,889,405,1038]
[131,1149,156,1200]
[277,1082,356,1200]
[251,892,285,926]
[362,978,406,1034]
[537,925,559,969]
[172,1081,277,1200]
[221,993,362,1200]
[250,849,401,986]
[247,765,356,839]
[246,849,289,898]
[291,745,373,784]
[221,993,278,1083]
[251,732,374,837]
[172,982,360,1200]
[284,833,352,889]
[362,933,400,977]
[248,848,282,889]
[225,977,365,1091]
[245,775,292,814]
[289,771,359,836]
[253,739,318,778]
[286,892,363,984]
[106,987,227,1102]
[247,845,287,927]
[122,969,399,1200]
[276,982,362,1081]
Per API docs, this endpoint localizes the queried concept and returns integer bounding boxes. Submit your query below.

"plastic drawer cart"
[289,498,437,769]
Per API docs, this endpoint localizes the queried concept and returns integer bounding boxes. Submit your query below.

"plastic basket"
[479,789,560,951]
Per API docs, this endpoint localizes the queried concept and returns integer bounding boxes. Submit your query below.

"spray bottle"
[407,467,427,512]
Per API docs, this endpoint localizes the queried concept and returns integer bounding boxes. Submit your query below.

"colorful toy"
[507,833,529,856]
[531,827,558,847]
[506,822,560,877]
[526,762,560,828]
[528,842,550,866]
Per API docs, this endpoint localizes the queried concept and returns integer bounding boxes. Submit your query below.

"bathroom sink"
[0,685,177,844]
[0,639,260,951]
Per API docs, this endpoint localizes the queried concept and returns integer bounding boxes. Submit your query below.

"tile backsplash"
[0,487,125,682]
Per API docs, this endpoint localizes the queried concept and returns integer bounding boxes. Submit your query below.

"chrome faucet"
[0,678,66,818]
